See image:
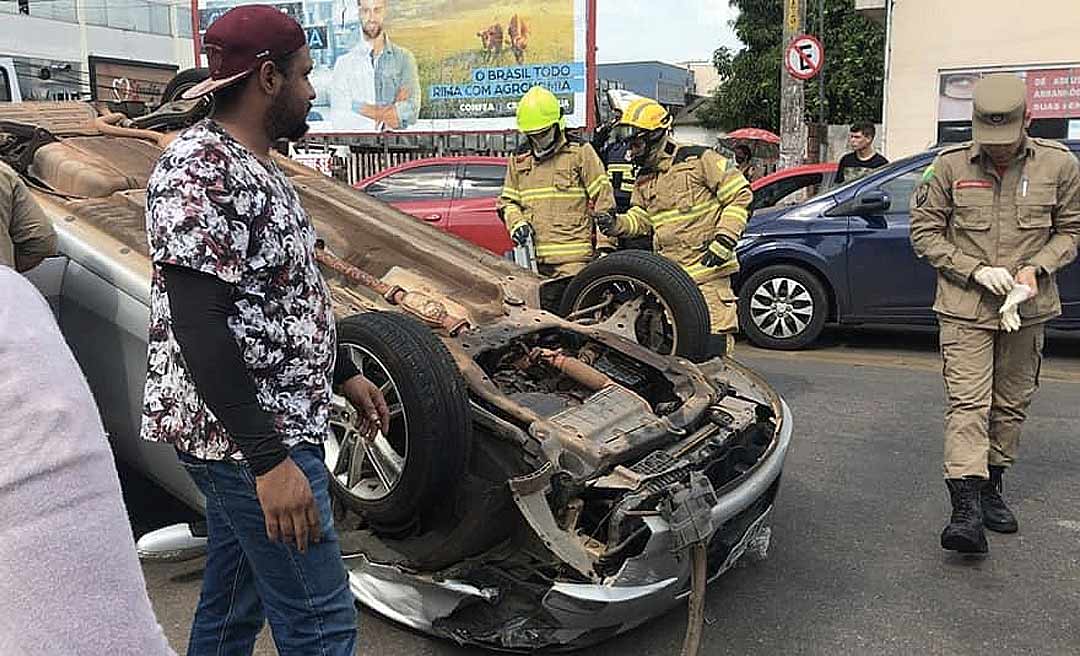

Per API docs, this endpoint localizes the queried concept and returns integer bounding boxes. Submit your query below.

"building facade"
[679,59,721,96]
[597,61,694,110]
[0,0,194,104]
[860,0,1080,158]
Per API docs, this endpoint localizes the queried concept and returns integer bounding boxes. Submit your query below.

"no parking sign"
[785,35,825,81]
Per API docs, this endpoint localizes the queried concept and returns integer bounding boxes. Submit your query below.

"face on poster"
[938,66,1080,122]
[196,0,591,134]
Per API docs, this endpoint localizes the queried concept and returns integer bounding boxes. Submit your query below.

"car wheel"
[325,312,472,536]
[559,250,710,361]
[738,264,828,350]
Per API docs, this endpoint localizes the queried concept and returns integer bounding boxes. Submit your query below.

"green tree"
[698,0,885,132]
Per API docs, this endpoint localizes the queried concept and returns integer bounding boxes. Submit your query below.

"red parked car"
[356,157,840,254]
[355,156,513,254]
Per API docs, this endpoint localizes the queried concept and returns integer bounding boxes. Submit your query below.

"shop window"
[24,0,77,22]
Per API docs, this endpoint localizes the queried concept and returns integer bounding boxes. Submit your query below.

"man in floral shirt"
[141,6,387,654]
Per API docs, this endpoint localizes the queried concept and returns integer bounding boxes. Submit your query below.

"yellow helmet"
[619,97,672,131]
[516,86,564,134]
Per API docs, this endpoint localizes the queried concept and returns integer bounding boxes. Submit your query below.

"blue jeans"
[178,443,357,656]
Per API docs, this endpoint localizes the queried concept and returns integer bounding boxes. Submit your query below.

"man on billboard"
[330,0,420,131]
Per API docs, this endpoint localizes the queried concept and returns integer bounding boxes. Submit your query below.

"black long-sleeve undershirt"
[162,264,359,476]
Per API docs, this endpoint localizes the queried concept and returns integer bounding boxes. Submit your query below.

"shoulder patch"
[1032,137,1071,153]
[921,165,936,182]
[673,145,709,165]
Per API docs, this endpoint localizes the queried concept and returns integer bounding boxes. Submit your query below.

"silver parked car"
[2,98,792,651]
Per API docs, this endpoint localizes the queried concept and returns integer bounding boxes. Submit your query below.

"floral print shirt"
[140,120,335,461]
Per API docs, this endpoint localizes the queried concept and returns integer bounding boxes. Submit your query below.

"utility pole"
[817,0,827,163]
[780,0,806,168]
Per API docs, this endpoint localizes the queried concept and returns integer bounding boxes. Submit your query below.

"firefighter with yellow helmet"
[596,97,753,352]
[498,86,616,277]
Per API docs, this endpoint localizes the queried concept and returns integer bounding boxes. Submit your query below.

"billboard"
[88,57,179,106]
[194,0,594,135]
[937,65,1080,144]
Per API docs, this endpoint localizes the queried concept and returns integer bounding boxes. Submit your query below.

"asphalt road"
[135,327,1080,655]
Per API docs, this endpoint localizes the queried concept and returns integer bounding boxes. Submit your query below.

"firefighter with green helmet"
[596,96,753,353]
[498,85,616,277]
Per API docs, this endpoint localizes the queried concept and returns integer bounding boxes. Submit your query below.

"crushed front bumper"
[342,397,793,651]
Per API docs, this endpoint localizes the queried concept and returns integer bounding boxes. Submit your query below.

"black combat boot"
[941,478,988,553]
[981,466,1019,533]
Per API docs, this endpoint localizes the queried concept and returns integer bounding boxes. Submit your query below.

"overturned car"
[1,99,792,651]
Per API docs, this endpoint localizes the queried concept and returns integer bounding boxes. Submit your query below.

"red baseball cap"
[182,4,306,100]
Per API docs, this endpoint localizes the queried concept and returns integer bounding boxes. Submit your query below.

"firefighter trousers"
[939,320,1044,479]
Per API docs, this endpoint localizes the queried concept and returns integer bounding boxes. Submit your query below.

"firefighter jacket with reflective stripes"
[611,140,753,283]
[498,138,616,264]
[600,140,635,213]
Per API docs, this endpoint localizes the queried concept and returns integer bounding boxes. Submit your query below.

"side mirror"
[855,189,891,214]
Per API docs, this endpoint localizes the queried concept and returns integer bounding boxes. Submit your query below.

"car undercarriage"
[0,99,792,652]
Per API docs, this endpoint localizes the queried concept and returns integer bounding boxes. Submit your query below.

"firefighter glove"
[594,211,618,236]
[974,266,1015,296]
[511,223,535,247]
[998,283,1034,333]
[700,235,737,268]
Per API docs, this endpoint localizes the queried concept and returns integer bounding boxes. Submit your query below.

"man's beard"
[266,95,310,142]
[362,23,382,40]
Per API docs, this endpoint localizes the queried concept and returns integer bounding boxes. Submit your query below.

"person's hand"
[999,283,1034,333]
[395,86,410,103]
[382,106,401,130]
[700,236,737,268]
[1016,265,1040,298]
[256,458,320,553]
[341,375,390,441]
[511,222,534,247]
[973,266,1015,296]
[594,211,618,236]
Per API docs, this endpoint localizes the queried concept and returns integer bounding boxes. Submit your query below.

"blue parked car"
[734,142,1080,350]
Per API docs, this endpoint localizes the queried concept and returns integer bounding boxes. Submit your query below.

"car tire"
[325,312,472,536]
[738,264,828,350]
[160,68,210,104]
[559,250,711,362]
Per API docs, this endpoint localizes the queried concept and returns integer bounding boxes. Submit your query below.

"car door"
[1056,146,1080,324]
[448,163,513,254]
[361,164,455,231]
[845,161,938,321]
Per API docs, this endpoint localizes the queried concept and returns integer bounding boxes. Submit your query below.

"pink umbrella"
[724,128,781,145]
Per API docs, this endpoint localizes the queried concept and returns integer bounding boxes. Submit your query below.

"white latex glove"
[974,266,1016,296]
[998,283,1034,333]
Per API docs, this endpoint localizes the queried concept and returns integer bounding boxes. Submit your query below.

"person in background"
[835,122,888,184]
[0,160,56,271]
[160,6,390,653]
[910,74,1080,555]
[0,267,175,655]
[733,143,758,182]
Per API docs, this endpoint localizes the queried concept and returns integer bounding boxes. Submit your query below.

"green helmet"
[516,86,564,134]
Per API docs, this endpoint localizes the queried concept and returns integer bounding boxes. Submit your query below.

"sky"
[596,0,743,65]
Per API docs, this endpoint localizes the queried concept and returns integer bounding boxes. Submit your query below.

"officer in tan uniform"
[0,160,56,271]
[498,86,615,278]
[597,97,752,354]
[911,74,1080,554]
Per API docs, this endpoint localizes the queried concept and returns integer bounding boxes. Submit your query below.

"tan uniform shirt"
[498,139,615,265]
[0,161,56,270]
[910,138,1080,328]
[612,140,752,283]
